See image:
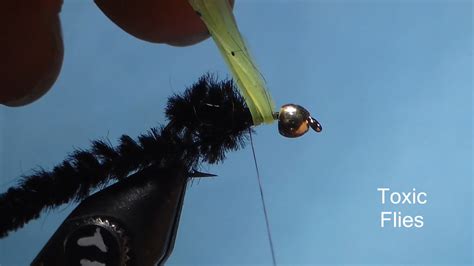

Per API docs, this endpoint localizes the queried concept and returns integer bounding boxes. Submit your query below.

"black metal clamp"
[32,165,188,266]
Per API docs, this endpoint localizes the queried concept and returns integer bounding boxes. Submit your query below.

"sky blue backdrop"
[1,0,472,265]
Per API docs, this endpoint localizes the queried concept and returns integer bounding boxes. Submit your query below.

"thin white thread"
[249,129,277,266]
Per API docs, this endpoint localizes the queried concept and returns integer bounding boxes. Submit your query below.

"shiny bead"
[278,104,310,138]
[278,104,322,138]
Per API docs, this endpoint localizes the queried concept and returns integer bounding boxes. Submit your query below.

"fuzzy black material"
[0,74,254,238]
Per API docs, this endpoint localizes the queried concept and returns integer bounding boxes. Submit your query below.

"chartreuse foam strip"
[188,0,276,125]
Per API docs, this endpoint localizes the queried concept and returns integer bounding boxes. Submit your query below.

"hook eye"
[308,116,322,133]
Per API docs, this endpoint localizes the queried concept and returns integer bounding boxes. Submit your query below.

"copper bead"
[278,104,322,138]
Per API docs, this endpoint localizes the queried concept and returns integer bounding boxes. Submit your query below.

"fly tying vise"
[188,0,322,138]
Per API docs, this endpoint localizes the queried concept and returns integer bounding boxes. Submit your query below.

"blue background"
[1,0,472,265]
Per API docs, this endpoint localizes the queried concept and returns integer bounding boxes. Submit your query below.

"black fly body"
[0,74,254,238]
